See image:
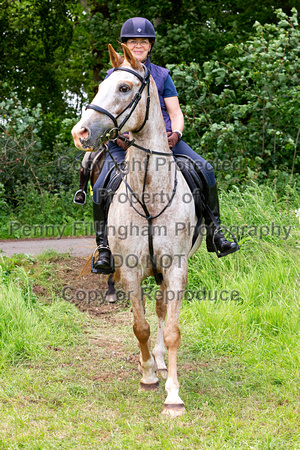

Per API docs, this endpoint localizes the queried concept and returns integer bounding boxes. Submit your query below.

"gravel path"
[0,236,95,257]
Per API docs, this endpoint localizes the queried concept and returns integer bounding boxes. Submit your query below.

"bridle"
[86,63,178,285]
[85,63,175,158]
[86,65,151,141]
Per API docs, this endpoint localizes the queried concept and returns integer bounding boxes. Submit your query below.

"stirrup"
[73,189,87,205]
[91,245,115,274]
[213,226,240,258]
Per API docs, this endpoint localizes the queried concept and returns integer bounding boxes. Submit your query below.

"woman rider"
[85,17,239,273]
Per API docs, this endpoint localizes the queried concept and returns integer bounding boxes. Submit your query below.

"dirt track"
[0,237,126,316]
[0,236,95,257]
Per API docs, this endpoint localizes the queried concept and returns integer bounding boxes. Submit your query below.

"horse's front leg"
[106,274,117,303]
[153,282,168,379]
[122,275,159,390]
[161,262,188,417]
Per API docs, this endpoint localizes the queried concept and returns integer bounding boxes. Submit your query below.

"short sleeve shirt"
[163,75,178,98]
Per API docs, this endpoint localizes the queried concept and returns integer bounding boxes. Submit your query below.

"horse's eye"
[119,84,130,93]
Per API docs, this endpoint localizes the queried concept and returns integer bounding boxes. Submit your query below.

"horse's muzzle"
[79,127,90,141]
[78,125,93,149]
[75,122,101,150]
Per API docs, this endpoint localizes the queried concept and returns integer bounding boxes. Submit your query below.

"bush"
[0,183,93,239]
[169,8,300,190]
[0,91,79,203]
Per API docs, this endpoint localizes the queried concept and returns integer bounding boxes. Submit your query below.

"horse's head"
[72,44,150,151]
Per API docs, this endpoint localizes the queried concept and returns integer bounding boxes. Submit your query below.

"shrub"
[169,8,300,190]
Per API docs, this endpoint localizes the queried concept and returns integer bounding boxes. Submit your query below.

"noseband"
[86,65,151,141]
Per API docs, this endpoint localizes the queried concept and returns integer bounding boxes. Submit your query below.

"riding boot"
[92,200,114,274]
[204,182,239,257]
[73,167,90,205]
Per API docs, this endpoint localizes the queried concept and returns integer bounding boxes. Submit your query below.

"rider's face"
[125,38,151,62]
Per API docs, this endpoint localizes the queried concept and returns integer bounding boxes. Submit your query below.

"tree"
[1,1,299,202]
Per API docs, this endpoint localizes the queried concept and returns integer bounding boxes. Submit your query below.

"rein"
[87,64,178,284]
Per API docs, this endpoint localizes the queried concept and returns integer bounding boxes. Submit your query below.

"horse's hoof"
[106,292,117,303]
[139,381,159,392]
[157,369,168,379]
[161,403,186,417]
[137,362,143,375]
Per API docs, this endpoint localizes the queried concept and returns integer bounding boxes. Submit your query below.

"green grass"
[0,184,94,239]
[0,253,84,368]
[0,182,299,448]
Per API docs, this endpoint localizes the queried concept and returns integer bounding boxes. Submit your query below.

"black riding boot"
[73,167,90,205]
[92,201,114,274]
[204,182,239,257]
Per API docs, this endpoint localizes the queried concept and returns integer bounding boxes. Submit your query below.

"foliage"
[0,183,9,218]
[0,94,79,201]
[0,182,299,447]
[169,8,300,189]
[0,0,82,158]
[60,0,300,97]
[0,93,43,198]
[0,0,75,112]
[0,183,93,239]
[1,2,299,209]
[2,0,298,105]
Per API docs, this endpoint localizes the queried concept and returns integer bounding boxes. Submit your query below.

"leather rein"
[86,64,178,285]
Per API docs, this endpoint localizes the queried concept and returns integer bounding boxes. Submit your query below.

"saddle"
[174,154,205,247]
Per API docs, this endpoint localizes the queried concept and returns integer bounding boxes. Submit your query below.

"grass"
[0,252,84,368]
[0,184,94,239]
[0,182,299,448]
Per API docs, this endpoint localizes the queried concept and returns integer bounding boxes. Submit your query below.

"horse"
[72,43,204,417]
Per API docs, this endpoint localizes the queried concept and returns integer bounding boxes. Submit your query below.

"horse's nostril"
[79,127,89,140]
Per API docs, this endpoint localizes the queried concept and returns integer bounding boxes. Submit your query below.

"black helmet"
[120,17,156,42]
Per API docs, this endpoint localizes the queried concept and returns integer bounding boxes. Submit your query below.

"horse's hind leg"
[122,275,159,390]
[153,283,168,379]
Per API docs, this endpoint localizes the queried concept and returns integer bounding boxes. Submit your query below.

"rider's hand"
[167,131,180,149]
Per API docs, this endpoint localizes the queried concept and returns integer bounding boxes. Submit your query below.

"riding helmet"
[120,17,156,42]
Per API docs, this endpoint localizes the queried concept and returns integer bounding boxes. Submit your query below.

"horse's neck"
[125,84,174,196]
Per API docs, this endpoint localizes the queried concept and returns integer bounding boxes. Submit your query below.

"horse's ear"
[108,44,123,68]
[121,43,143,70]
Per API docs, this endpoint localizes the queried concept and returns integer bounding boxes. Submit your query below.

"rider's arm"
[163,75,184,135]
[164,96,184,135]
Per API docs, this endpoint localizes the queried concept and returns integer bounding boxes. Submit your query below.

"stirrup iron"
[73,189,87,205]
[213,225,240,258]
